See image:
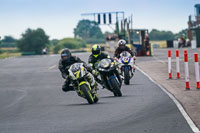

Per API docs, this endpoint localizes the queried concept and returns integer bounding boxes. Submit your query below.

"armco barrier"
[22,52,36,56]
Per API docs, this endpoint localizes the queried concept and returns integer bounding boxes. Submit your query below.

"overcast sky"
[0,0,199,39]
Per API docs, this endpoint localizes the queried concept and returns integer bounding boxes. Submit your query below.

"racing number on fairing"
[74,67,84,79]
[124,57,129,63]
[74,70,81,78]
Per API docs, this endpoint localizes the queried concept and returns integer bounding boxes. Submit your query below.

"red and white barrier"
[176,50,180,79]
[167,50,200,90]
[184,49,188,55]
[184,53,190,90]
[168,50,172,79]
[194,53,200,89]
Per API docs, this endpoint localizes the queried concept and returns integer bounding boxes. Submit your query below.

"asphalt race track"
[0,53,194,133]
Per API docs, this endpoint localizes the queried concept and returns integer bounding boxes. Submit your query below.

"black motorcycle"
[95,58,122,97]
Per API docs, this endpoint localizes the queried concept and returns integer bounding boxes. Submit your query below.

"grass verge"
[0,48,21,59]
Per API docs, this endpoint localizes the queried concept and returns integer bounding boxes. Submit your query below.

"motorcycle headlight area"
[121,57,131,64]
[110,62,115,67]
[99,59,111,69]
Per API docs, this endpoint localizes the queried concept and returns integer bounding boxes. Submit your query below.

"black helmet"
[61,48,71,60]
[118,39,126,47]
[92,44,101,57]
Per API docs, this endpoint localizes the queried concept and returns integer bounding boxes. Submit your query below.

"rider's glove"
[114,57,118,61]
[92,70,99,76]
[133,56,136,60]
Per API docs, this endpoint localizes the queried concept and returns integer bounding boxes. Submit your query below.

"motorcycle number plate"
[124,58,129,62]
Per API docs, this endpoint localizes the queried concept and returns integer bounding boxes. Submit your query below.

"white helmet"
[118,39,126,47]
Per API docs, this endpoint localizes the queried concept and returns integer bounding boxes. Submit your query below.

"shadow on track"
[99,95,133,99]
[66,102,107,106]
[122,83,142,86]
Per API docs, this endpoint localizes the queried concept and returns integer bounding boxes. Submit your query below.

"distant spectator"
[186,38,191,47]
[178,38,182,48]
[178,36,185,48]
[42,48,47,55]
[144,34,150,55]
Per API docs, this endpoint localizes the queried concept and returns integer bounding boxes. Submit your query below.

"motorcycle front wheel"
[124,68,130,85]
[110,78,122,97]
[80,84,94,104]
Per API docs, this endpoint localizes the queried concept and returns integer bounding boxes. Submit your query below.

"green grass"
[0,47,21,59]
[150,40,167,48]
[0,52,21,59]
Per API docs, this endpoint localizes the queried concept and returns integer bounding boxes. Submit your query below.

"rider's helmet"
[92,44,101,58]
[61,48,71,61]
[118,39,126,49]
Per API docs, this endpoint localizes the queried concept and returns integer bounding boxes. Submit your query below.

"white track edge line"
[48,65,57,70]
[135,65,200,133]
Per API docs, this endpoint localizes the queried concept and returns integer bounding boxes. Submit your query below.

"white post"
[194,53,200,89]
[176,50,180,79]
[184,52,190,90]
[168,50,172,79]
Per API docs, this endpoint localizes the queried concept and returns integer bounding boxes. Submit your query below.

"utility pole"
[131,14,133,30]
[81,11,125,38]
[122,12,126,40]
[127,19,131,44]
[116,12,119,35]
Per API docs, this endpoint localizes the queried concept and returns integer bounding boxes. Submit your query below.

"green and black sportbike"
[68,63,98,104]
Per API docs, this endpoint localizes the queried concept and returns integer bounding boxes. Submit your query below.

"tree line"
[0,19,187,54]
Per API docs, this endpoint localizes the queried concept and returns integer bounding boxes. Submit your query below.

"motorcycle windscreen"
[98,59,111,69]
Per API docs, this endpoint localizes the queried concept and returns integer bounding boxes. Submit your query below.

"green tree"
[17,28,49,54]
[0,36,2,45]
[2,36,17,43]
[174,29,187,40]
[0,36,17,47]
[54,38,86,53]
[149,29,174,40]
[74,19,104,43]
[51,39,59,46]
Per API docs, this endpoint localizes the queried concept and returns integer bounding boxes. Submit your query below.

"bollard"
[176,50,180,79]
[184,49,187,54]
[184,53,190,90]
[194,53,200,89]
[168,50,172,79]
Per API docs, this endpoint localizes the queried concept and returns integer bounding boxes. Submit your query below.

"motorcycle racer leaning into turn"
[88,44,122,88]
[114,39,136,72]
[114,39,136,60]
[58,48,98,92]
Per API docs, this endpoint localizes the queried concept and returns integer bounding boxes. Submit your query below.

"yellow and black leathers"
[58,56,94,92]
[88,52,110,69]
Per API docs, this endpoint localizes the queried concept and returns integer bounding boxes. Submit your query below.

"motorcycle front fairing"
[69,63,91,94]
[97,59,121,90]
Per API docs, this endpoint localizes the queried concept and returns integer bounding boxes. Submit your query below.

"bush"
[17,28,49,54]
[54,38,86,53]
[85,38,105,44]
[0,43,17,48]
